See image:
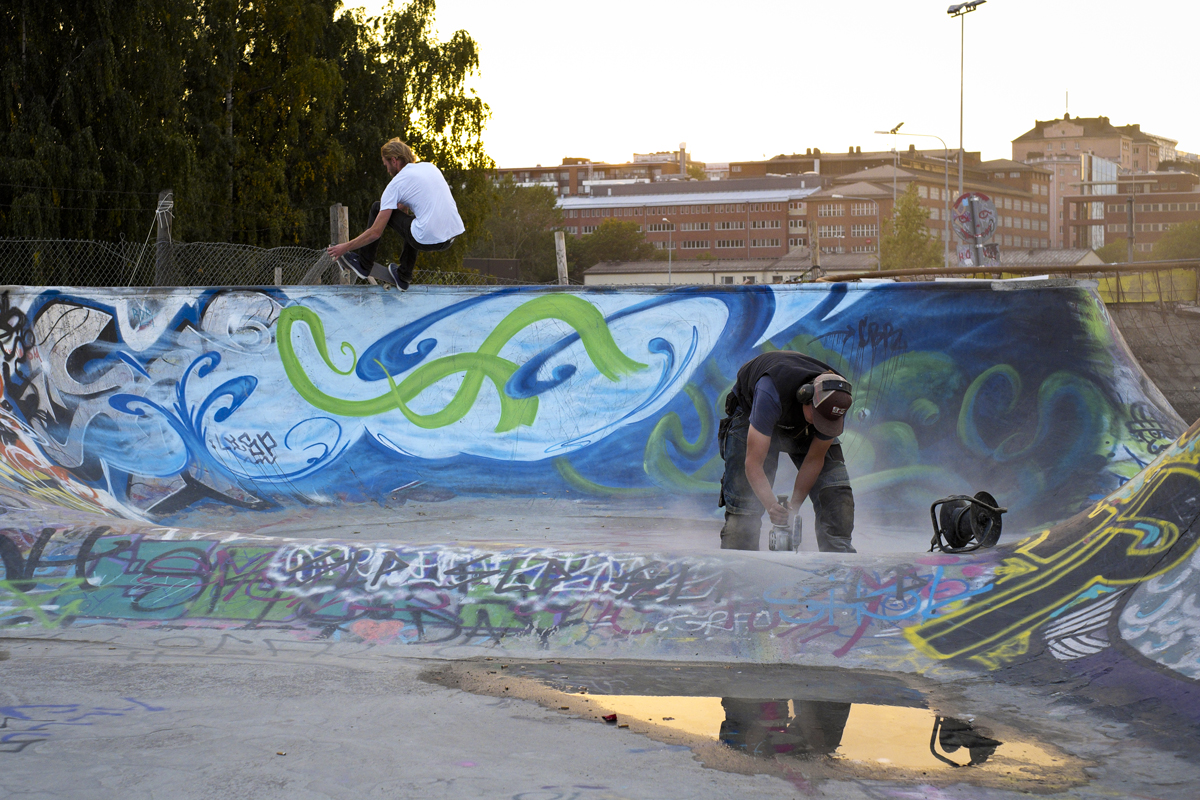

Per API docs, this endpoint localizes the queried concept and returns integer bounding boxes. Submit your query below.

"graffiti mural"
[0,282,1179,529]
[4,281,1200,708]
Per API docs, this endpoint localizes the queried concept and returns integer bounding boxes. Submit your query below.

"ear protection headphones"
[796,377,853,406]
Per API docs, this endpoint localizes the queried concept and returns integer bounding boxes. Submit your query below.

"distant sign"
[952,192,1000,268]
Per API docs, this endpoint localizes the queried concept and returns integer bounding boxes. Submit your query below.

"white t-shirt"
[379,161,466,245]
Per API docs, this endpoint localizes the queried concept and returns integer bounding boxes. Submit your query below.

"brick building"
[1063,171,1200,253]
[556,161,1051,263]
[494,145,694,197]
[557,176,824,261]
[1013,115,1180,247]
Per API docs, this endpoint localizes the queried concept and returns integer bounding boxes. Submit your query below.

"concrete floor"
[3,628,1197,800]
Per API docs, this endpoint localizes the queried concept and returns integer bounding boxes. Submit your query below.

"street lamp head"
[947,0,984,15]
[662,217,669,223]
[891,122,904,134]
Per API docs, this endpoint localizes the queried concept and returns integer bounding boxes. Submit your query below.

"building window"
[817,225,845,239]
[817,204,844,217]
[918,186,928,198]
[750,220,780,229]
[582,225,598,234]
[851,245,877,253]
[715,221,745,230]
[788,219,807,231]
[850,224,878,237]
[646,223,674,232]
[721,276,735,284]
[788,237,807,247]
[716,240,744,249]
[679,222,710,231]
[750,239,780,248]
[678,240,710,249]
[851,202,875,216]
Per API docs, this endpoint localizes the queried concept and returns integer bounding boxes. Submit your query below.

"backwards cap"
[809,373,853,437]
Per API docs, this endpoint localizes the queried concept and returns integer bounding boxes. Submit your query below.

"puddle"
[423,659,1088,791]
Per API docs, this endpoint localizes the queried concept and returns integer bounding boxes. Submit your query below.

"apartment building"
[802,162,1050,257]
[1012,114,1177,174]
[1062,171,1200,253]
[726,145,977,181]
[557,176,824,261]
[556,162,1050,262]
[494,145,693,197]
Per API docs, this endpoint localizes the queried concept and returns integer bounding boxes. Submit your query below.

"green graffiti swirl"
[643,384,722,492]
[277,295,647,432]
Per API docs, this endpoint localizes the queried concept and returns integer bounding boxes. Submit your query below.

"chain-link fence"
[0,239,541,287]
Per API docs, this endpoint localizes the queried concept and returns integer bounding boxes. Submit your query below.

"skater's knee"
[720,513,762,551]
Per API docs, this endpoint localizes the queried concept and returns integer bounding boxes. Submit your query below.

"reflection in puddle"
[423,660,1086,791]
[582,695,1057,771]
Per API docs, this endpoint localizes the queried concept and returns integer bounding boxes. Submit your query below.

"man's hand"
[326,242,352,260]
[767,501,789,527]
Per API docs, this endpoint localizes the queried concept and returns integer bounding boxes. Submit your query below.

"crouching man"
[718,351,856,552]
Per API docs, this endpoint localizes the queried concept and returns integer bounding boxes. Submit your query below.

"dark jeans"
[718,411,855,552]
[719,698,852,758]
[359,201,455,283]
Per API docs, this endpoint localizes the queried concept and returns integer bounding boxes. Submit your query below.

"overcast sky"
[350,0,1199,169]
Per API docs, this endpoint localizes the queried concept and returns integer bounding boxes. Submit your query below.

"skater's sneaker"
[387,263,410,291]
[339,252,371,280]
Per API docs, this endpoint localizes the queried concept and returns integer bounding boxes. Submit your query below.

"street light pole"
[662,216,673,284]
[948,1,985,198]
[832,193,882,271]
[875,128,952,268]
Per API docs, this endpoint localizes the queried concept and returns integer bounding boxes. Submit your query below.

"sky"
[348,0,1200,169]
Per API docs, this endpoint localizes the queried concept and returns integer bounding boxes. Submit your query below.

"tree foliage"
[1151,221,1200,261]
[879,184,941,271]
[466,179,561,282]
[0,0,491,270]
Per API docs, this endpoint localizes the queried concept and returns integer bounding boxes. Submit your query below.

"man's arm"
[326,208,393,260]
[745,426,789,526]
[790,437,833,515]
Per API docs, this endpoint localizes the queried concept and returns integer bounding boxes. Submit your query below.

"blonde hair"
[380,138,416,167]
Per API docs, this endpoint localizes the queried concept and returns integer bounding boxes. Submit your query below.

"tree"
[1096,238,1130,264]
[1096,237,1156,263]
[686,163,706,181]
[1151,221,1200,261]
[566,219,661,281]
[0,0,492,272]
[326,0,492,272]
[879,184,941,271]
[466,179,562,282]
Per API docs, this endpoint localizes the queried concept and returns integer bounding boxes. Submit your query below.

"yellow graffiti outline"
[905,436,1200,667]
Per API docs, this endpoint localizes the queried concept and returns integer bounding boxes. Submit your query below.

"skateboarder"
[717,350,856,552]
[326,138,465,289]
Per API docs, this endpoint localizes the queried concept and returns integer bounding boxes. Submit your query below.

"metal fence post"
[154,189,174,286]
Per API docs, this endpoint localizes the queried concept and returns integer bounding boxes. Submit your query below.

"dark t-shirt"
[748,376,833,453]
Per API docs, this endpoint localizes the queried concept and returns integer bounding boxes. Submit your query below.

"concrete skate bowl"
[2,280,1200,712]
